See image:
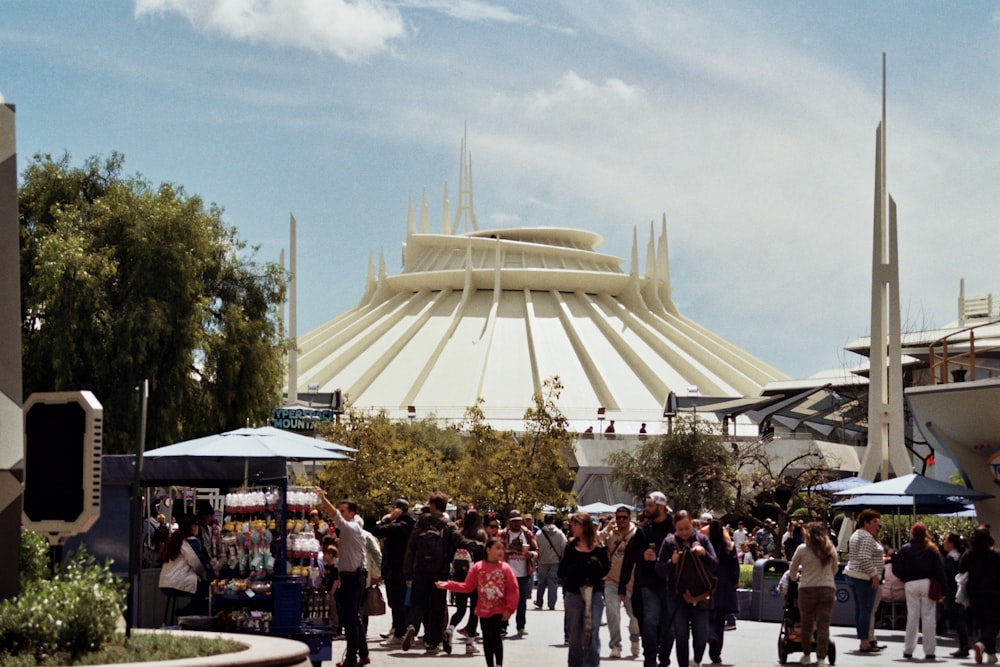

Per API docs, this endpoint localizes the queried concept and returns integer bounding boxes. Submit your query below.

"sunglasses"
[616,515,630,520]
[487,524,499,528]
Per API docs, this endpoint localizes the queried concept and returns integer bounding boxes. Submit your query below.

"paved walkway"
[322,594,971,667]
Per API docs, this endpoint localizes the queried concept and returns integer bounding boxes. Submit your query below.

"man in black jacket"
[370,499,415,648]
[619,491,675,667]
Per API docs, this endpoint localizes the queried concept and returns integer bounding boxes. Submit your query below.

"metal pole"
[126,380,149,636]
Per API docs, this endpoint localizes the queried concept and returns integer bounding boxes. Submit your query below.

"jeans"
[334,572,369,662]
[847,575,879,641]
[535,562,560,609]
[903,578,937,657]
[604,582,640,649]
[640,586,675,667]
[566,588,603,667]
[667,594,710,667]
[384,569,407,638]
[515,574,532,630]
[404,574,447,647]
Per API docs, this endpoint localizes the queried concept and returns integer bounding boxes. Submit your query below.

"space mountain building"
[292,147,795,502]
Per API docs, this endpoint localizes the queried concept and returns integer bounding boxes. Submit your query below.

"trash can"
[832,563,855,627]
[750,558,788,622]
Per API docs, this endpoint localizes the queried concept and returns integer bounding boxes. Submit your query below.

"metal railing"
[928,320,1000,384]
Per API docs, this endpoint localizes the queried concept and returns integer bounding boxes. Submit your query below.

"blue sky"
[2,1,998,380]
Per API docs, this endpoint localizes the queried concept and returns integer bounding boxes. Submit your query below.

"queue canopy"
[146,426,355,460]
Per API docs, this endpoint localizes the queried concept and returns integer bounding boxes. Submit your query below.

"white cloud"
[523,71,645,117]
[399,0,529,24]
[134,0,407,61]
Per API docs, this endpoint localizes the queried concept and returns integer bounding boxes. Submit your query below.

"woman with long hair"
[446,508,487,655]
[960,525,1000,664]
[158,513,209,619]
[892,522,945,659]
[843,509,885,653]
[789,522,839,666]
[707,519,740,664]
[559,512,610,667]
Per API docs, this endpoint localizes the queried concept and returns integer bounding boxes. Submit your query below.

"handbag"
[363,584,386,616]
[928,578,942,601]
[955,572,969,607]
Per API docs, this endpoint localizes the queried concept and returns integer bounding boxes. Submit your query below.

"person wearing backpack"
[446,508,487,655]
[401,491,479,654]
[656,510,718,667]
[500,509,539,637]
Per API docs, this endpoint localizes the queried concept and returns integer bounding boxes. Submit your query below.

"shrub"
[0,544,125,662]
[18,529,49,591]
[738,563,753,589]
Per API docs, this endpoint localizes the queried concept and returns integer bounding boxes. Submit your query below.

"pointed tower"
[860,54,911,480]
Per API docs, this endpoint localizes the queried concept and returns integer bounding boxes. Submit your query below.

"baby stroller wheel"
[827,640,836,665]
[777,636,788,665]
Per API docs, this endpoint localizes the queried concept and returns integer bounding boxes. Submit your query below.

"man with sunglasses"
[601,506,641,659]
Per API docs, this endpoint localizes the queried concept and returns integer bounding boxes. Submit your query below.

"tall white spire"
[420,188,430,233]
[442,182,452,234]
[452,123,479,233]
[860,53,910,481]
[658,214,676,314]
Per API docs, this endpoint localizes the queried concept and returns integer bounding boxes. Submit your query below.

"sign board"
[22,391,103,541]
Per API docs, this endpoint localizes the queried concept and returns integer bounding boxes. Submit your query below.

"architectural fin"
[620,226,644,310]
[442,182,452,234]
[359,249,376,306]
[407,193,415,237]
[468,152,478,231]
[419,188,430,233]
[462,238,474,303]
[452,123,478,233]
[658,214,677,314]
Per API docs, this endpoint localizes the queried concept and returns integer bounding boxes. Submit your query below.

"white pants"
[903,578,937,657]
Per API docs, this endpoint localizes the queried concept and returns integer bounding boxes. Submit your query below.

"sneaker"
[988,655,999,665]
[401,625,416,652]
[631,640,640,657]
[904,653,913,660]
[381,635,402,648]
[425,644,440,654]
[466,642,478,655]
[952,650,971,658]
[801,654,812,665]
[534,602,543,610]
[457,627,469,637]
[925,656,935,661]
[609,647,622,659]
[442,628,452,655]
[517,628,528,637]
[975,643,985,664]
[816,659,827,667]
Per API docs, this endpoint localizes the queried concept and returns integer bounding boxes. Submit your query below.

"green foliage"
[316,409,464,517]
[0,546,126,662]
[454,377,576,515]
[0,632,243,666]
[18,530,49,591]
[19,152,286,454]
[738,564,753,589]
[877,514,979,551]
[315,377,576,517]
[606,415,732,514]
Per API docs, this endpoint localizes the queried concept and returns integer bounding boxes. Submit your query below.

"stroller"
[777,578,836,665]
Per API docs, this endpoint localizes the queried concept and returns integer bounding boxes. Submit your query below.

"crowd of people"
[159,487,1000,667]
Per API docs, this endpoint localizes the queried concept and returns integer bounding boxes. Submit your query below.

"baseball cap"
[507,510,523,521]
[394,499,409,511]
[646,491,668,506]
[700,512,713,523]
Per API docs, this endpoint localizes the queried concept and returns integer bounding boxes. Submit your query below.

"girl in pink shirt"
[437,538,519,667]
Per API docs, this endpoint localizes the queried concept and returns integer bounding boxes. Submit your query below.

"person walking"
[560,512,611,667]
[500,510,538,637]
[942,532,971,659]
[600,505,641,659]
[369,499,415,647]
[788,521,839,666]
[706,519,740,665]
[755,519,776,559]
[446,508,487,655]
[535,513,567,611]
[892,522,946,660]
[437,537,520,667]
[620,491,675,667]
[843,509,885,653]
[656,509,718,667]
[960,525,1000,664]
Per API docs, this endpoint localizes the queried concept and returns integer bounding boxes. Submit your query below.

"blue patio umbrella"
[834,472,992,502]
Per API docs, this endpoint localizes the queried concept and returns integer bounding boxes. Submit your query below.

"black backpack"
[413,519,448,573]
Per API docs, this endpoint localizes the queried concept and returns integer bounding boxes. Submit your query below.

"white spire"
[407,192,416,237]
[442,181,452,234]
[658,214,676,313]
[452,123,479,233]
[420,188,430,233]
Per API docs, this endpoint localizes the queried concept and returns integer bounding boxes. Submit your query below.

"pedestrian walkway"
[322,591,964,667]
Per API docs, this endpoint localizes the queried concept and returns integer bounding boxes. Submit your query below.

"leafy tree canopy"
[20,152,286,454]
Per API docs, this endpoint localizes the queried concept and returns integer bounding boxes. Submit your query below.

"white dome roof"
[294,212,788,431]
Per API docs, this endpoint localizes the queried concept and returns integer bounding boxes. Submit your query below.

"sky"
[2,1,998,381]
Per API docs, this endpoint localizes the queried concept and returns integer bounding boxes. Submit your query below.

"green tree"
[606,415,733,514]
[454,377,576,515]
[20,153,286,454]
[315,408,463,517]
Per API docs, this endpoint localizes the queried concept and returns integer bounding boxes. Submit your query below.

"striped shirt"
[844,528,885,580]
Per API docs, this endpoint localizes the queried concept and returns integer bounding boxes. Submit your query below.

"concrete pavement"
[322,592,972,667]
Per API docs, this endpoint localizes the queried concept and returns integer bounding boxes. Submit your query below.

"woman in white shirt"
[843,509,885,653]
[159,513,209,617]
[789,522,839,666]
